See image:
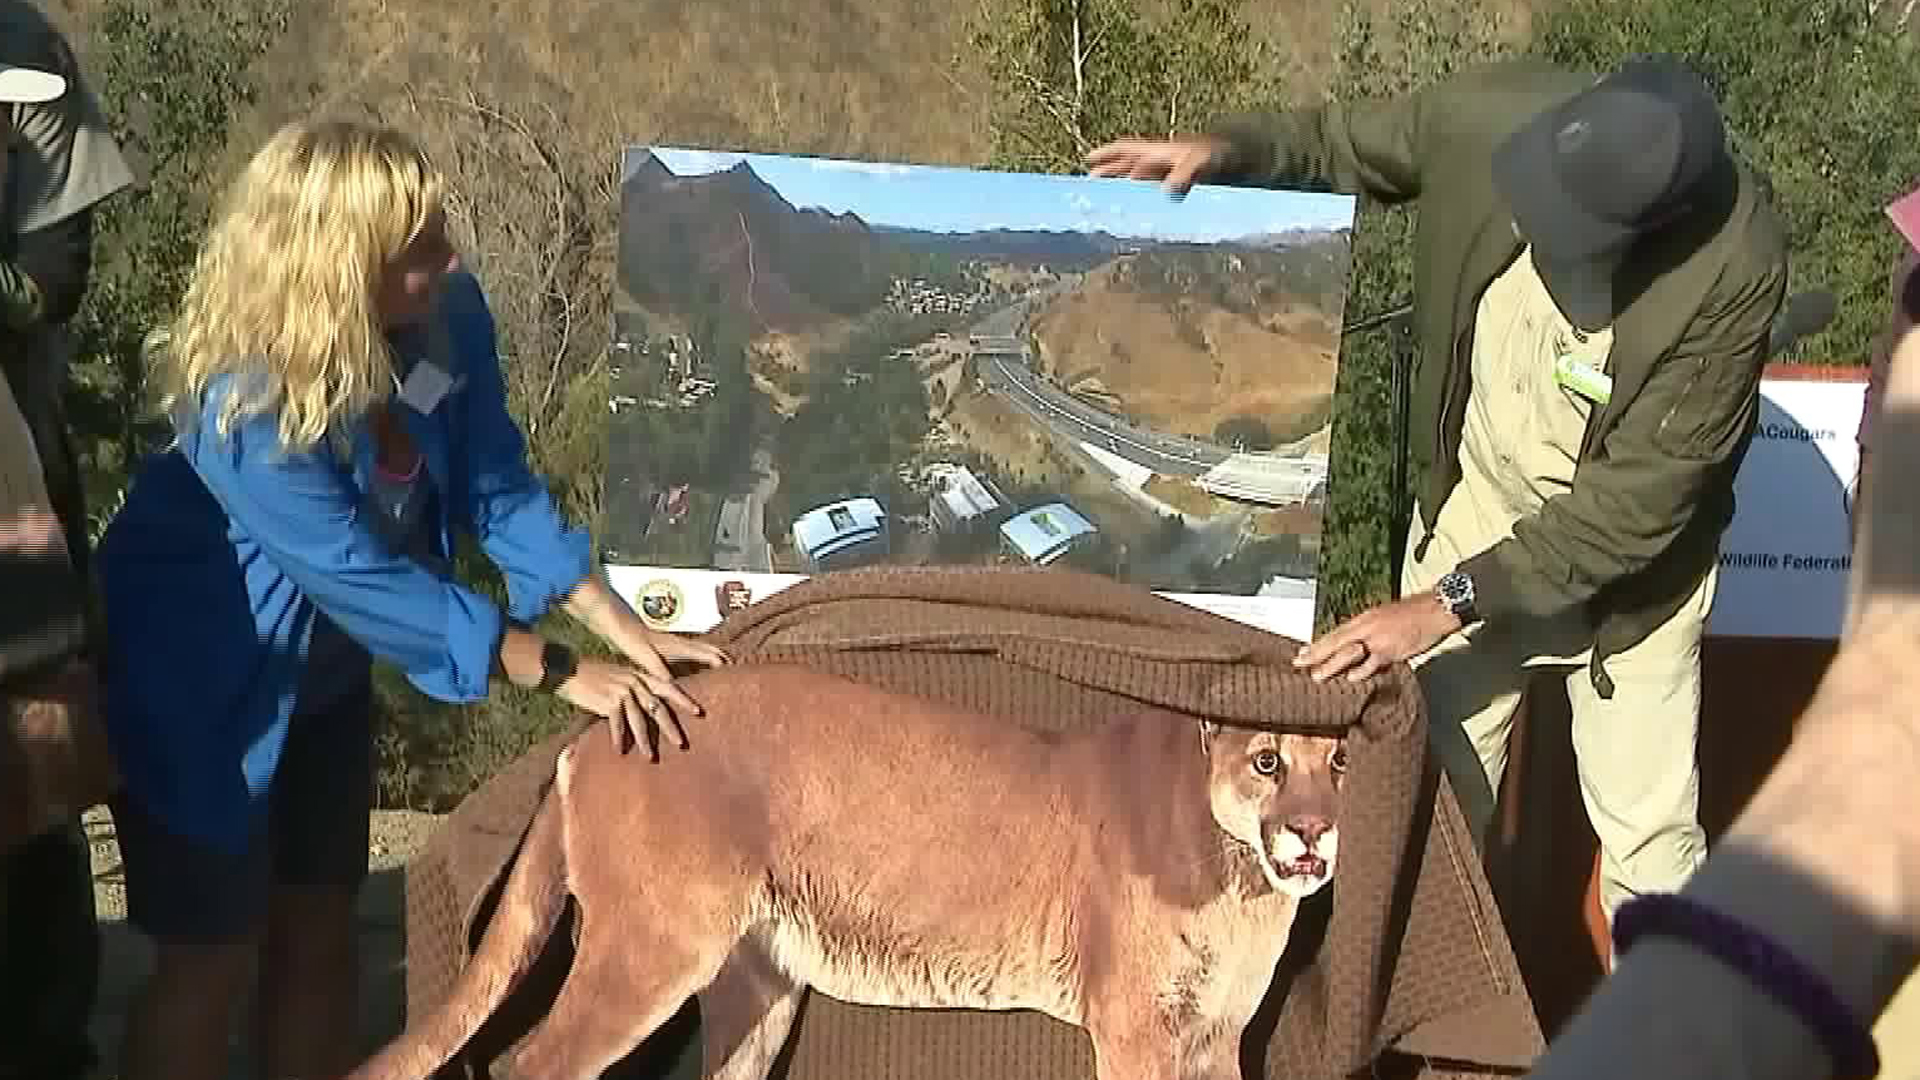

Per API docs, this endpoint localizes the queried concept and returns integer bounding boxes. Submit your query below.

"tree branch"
[1008,67,1091,154]
[407,87,598,437]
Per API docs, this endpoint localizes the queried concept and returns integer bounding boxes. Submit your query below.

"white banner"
[1706,376,1865,640]
[604,564,1318,642]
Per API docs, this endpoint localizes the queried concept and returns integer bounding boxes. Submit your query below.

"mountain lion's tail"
[343,756,574,1080]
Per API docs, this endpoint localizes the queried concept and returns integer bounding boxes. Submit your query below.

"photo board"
[603,146,1359,641]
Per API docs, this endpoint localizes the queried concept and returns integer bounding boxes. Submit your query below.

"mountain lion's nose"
[1287,816,1331,848]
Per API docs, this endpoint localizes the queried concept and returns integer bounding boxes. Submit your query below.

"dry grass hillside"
[28,0,1537,804]
[38,0,1538,499]
[1027,243,1347,441]
[46,0,1542,149]
[48,0,1540,325]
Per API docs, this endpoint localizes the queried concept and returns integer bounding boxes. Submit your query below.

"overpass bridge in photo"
[968,334,1027,357]
[1196,451,1330,506]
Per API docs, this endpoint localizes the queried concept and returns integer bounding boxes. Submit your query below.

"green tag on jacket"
[1554,354,1613,405]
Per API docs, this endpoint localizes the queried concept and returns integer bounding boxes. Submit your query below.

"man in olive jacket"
[1089,55,1787,928]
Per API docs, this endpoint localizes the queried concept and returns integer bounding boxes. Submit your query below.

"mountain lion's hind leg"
[1087,1021,1181,1080]
[1178,1022,1247,1080]
[503,911,732,1080]
[699,941,803,1080]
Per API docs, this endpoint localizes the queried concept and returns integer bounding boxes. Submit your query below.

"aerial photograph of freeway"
[602,145,1358,601]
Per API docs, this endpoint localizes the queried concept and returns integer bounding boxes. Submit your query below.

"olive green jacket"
[1209,57,1788,694]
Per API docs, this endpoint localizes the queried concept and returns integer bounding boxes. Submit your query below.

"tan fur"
[345,664,1346,1080]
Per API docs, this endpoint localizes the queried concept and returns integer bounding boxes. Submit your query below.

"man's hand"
[1292,591,1463,683]
[1084,136,1234,197]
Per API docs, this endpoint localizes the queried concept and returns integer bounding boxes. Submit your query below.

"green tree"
[963,0,1284,174]
[1534,0,1920,365]
[67,0,290,535]
[1307,1,1511,631]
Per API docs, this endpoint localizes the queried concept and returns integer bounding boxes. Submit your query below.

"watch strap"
[535,640,577,694]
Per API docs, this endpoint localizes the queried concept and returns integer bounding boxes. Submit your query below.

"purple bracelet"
[1614,892,1880,1079]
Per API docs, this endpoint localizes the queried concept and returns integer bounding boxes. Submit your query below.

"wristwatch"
[1434,570,1479,625]
[536,640,578,694]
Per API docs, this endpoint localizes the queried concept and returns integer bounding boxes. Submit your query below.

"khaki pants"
[1402,500,1714,925]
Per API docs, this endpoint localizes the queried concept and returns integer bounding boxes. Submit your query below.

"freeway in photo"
[977,352,1227,477]
[957,290,1328,503]
[958,286,1229,477]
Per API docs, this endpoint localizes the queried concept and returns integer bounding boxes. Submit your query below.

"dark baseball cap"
[1493,55,1728,264]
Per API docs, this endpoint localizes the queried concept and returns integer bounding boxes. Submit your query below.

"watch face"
[540,641,577,685]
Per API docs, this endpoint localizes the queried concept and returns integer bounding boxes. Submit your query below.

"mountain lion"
[346,663,1346,1080]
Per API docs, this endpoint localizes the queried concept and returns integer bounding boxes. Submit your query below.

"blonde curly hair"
[148,118,447,452]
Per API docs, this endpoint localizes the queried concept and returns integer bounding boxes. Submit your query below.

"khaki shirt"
[1452,246,1616,545]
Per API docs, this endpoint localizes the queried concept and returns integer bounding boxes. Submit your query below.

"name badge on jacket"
[1553,354,1613,406]
[398,361,457,414]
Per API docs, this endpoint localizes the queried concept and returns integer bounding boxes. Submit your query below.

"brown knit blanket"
[401,565,1541,1080]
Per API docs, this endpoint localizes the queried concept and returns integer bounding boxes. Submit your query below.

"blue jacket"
[96,270,593,852]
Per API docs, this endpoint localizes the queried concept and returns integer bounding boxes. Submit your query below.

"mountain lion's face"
[1201,724,1347,899]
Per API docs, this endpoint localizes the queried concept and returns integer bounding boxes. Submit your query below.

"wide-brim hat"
[1492,55,1728,264]
[0,62,65,104]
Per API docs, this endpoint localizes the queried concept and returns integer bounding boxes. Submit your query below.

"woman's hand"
[597,610,732,685]
[553,656,711,759]
[559,572,731,751]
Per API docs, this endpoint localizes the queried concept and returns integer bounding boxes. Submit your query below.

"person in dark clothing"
[0,5,136,1080]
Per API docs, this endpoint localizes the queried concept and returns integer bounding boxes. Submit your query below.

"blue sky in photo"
[629,145,1356,245]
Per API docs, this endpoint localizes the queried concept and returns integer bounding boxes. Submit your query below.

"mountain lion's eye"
[1253,749,1281,776]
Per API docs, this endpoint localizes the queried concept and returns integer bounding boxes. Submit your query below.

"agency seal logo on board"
[634,578,685,629]
[714,579,752,614]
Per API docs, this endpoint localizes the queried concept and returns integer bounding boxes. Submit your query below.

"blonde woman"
[92,119,727,1080]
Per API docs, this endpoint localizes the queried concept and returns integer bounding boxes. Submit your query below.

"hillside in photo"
[1025,235,1350,445]
[619,153,888,333]
[602,144,1359,604]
